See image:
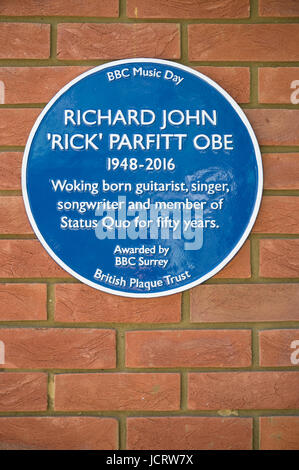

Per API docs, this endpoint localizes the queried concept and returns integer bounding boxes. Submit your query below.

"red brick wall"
[0,0,298,450]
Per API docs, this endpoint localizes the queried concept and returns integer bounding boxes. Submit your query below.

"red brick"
[245,109,299,146]
[0,417,118,450]
[188,372,299,410]
[55,284,181,323]
[253,196,299,234]
[214,240,251,278]
[0,67,91,104]
[0,152,22,190]
[259,0,299,17]
[190,284,299,323]
[259,68,299,104]
[259,329,299,367]
[260,417,299,450]
[0,0,119,17]
[55,373,180,411]
[127,0,249,18]
[195,66,250,103]
[189,24,299,62]
[57,23,180,60]
[0,240,71,278]
[127,417,252,450]
[126,330,251,368]
[0,328,115,369]
[260,239,299,278]
[263,154,299,190]
[0,373,47,411]
[0,109,41,146]
[0,23,50,59]
[0,197,33,234]
[0,284,47,321]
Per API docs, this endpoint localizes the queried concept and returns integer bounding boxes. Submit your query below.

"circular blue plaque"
[22,59,263,297]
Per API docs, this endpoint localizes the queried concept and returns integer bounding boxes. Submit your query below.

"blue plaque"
[22,59,263,297]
